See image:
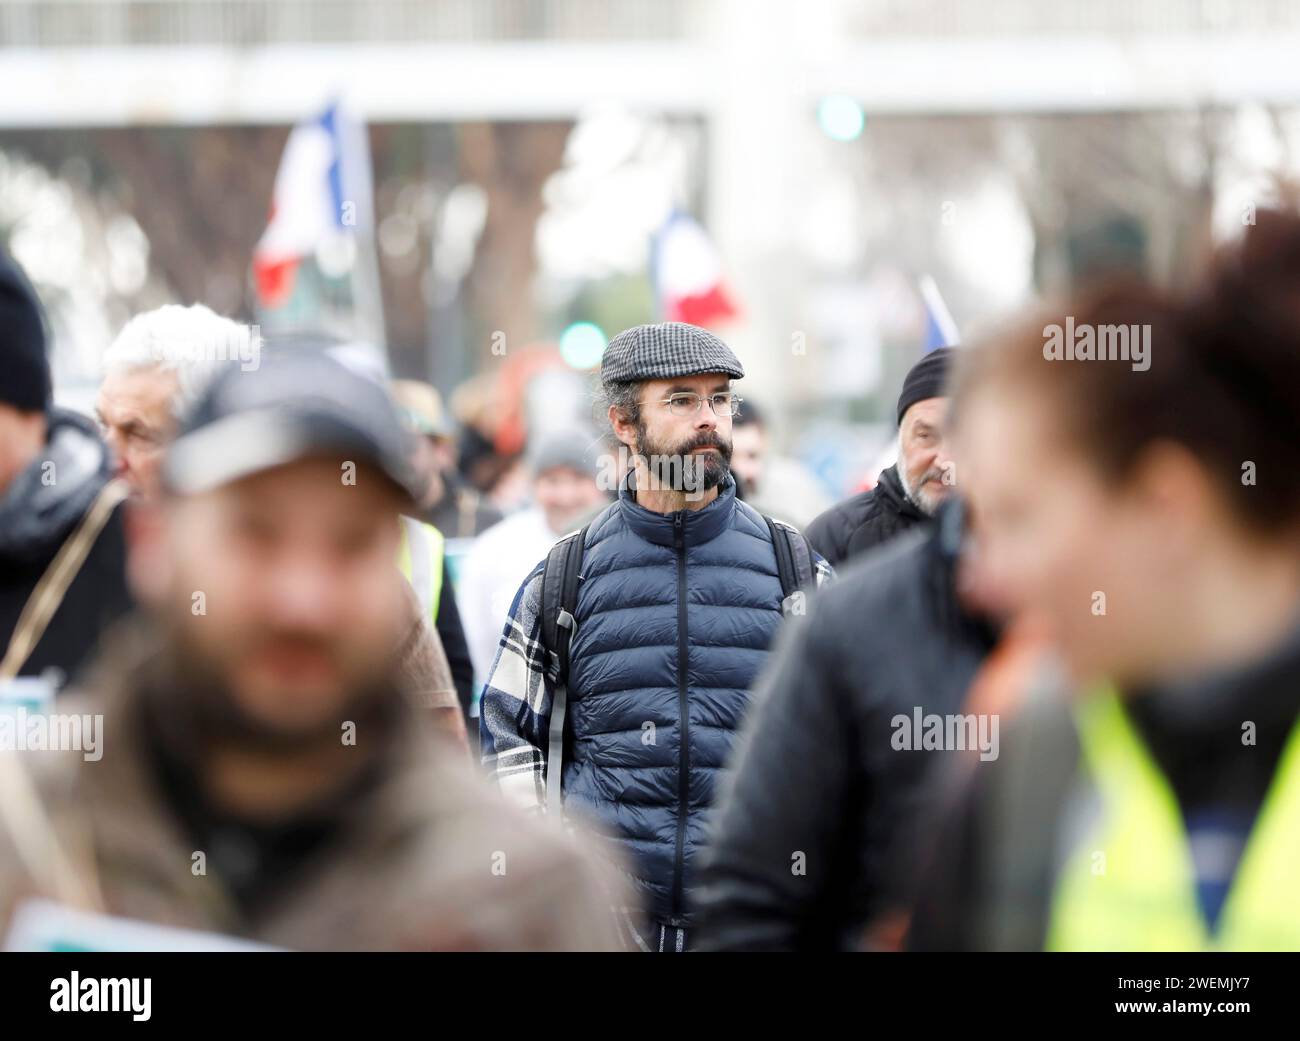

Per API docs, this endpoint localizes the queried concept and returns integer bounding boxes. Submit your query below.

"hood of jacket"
[0,407,114,563]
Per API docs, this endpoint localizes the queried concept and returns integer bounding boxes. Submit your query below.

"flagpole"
[338,100,387,355]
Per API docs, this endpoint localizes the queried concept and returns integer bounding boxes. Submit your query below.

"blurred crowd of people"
[0,208,1298,952]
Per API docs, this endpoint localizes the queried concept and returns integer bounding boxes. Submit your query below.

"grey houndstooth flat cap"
[600,322,744,384]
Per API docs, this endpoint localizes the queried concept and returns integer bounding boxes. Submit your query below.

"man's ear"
[124,498,173,606]
[608,404,637,452]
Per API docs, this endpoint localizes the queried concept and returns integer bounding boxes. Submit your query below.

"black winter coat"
[693,502,996,950]
[0,408,133,688]
[804,464,928,569]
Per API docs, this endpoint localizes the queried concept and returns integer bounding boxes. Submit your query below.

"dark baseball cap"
[163,350,418,500]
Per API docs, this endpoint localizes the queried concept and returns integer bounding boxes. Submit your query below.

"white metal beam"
[1,35,1300,128]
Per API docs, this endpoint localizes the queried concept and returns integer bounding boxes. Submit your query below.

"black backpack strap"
[784,522,815,592]
[762,514,816,615]
[540,525,588,816]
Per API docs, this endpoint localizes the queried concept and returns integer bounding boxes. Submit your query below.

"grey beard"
[898,463,941,517]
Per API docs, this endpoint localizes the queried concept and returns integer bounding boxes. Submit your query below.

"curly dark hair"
[953,208,1300,536]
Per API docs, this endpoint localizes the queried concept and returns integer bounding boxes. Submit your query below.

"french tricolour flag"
[253,102,369,308]
[918,273,960,351]
[653,211,738,327]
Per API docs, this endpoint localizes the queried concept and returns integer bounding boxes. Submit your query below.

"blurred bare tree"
[5,126,283,320]
[457,120,573,356]
[2,119,571,386]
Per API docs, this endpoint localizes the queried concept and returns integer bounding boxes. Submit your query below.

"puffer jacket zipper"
[670,510,690,923]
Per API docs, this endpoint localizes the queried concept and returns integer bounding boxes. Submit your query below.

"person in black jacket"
[0,255,133,692]
[693,499,996,950]
[806,347,956,567]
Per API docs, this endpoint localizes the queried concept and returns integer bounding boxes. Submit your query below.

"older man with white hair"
[97,304,258,497]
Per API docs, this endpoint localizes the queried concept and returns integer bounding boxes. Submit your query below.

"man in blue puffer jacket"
[480,322,831,951]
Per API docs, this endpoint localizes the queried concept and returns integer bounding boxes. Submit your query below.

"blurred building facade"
[5,0,1300,491]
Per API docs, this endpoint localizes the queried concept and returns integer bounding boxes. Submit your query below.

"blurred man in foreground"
[0,353,619,950]
[97,318,466,746]
[909,213,1300,951]
[806,347,956,567]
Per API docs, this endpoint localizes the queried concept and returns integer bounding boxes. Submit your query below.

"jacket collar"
[1123,610,1300,812]
[876,463,927,524]
[928,498,1000,651]
[617,469,738,548]
[1132,610,1300,735]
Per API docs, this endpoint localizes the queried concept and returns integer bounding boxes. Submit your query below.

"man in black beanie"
[806,347,956,568]
[0,254,133,695]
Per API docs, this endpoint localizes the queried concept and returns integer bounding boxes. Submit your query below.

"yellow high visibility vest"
[397,517,445,628]
[1048,686,1300,951]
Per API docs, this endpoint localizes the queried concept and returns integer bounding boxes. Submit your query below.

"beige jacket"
[0,633,622,951]
[394,580,467,751]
